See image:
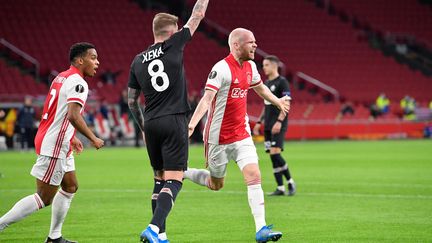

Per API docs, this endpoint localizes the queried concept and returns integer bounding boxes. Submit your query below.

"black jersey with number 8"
[128,27,192,121]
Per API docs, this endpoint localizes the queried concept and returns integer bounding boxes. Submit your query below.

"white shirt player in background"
[185,28,290,243]
[0,42,104,243]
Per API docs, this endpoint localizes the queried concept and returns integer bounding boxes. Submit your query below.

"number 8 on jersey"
[148,59,169,92]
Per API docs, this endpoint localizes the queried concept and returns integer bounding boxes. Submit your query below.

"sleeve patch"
[75,84,85,93]
[208,71,217,79]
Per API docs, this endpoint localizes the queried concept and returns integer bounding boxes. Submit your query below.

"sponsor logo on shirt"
[231,88,248,98]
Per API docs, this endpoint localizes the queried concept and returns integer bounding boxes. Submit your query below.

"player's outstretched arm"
[127,87,145,132]
[253,83,290,115]
[185,0,209,36]
[67,103,104,149]
[188,89,216,137]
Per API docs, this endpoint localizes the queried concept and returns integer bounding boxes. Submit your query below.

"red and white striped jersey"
[204,54,262,145]
[35,66,88,158]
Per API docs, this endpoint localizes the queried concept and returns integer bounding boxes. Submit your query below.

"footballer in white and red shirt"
[32,65,89,184]
[0,43,103,243]
[185,28,289,242]
[36,66,88,156]
[204,53,262,145]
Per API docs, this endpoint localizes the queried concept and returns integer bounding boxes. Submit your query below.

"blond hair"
[152,13,179,37]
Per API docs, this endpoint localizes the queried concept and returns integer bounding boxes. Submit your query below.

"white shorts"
[206,137,259,178]
[30,155,75,186]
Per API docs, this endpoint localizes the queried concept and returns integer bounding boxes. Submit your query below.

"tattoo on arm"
[186,0,209,36]
[127,88,145,132]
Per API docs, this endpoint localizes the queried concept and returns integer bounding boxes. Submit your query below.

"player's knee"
[210,184,223,191]
[244,171,261,186]
[62,184,78,193]
[209,180,224,191]
[154,170,164,180]
[270,146,282,154]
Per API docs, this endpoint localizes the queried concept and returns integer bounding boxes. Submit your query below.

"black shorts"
[144,113,188,171]
[264,130,286,153]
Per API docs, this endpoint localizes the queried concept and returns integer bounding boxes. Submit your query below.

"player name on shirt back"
[142,46,164,63]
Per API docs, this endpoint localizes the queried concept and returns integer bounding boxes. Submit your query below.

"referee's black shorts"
[144,113,188,171]
[264,129,286,153]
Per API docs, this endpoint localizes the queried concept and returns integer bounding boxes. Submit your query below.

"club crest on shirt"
[75,84,85,93]
[246,72,252,84]
[270,85,276,91]
[208,71,217,79]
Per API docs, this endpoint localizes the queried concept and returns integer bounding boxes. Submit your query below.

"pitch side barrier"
[252,119,428,140]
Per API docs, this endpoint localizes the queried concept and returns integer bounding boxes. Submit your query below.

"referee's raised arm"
[185,0,209,36]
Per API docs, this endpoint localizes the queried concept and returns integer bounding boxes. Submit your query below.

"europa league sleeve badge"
[75,84,85,93]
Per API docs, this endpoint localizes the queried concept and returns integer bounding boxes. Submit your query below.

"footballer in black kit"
[254,55,296,196]
[128,4,209,242]
[128,27,192,171]
[263,76,290,151]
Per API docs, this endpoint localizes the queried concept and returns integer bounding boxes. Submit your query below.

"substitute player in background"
[253,55,296,196]
[185,28,288,243]
[127,1,209,242]
[0,42,104,243]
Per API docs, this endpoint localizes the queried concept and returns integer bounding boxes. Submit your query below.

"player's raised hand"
[91,137,104,149]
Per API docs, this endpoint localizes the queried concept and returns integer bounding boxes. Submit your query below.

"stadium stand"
[202,0,432,104]
[0,0,227,102]
[330,0,432,44]
[0,60,47,100]
[0,0,430,141]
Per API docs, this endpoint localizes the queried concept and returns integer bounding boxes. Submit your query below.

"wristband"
[256,121,262,124]
[277,119,284,123]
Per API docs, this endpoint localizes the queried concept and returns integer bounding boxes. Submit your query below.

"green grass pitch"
[1,140,432,242]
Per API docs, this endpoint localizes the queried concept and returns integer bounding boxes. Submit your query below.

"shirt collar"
[226,53,243,68]
[69,65,83,77]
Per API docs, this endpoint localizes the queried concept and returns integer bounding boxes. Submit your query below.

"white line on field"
[195,180,432,189]
[1,188,431,200]
[299,181,432,189]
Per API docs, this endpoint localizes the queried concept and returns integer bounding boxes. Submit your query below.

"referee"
[253,55,296,196]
